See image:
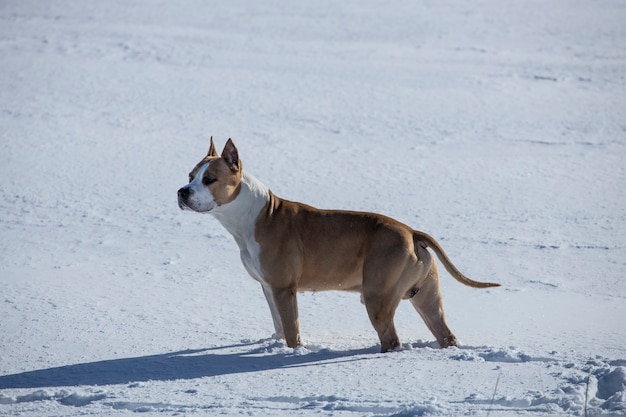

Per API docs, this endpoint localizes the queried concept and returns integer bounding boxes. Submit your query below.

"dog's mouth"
[178,197,189,211]
[177,194,215,213]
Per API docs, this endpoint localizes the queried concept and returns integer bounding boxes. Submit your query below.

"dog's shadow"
[0,340,377,389]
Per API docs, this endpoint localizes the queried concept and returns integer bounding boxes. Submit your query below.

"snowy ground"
[1,0,625,416]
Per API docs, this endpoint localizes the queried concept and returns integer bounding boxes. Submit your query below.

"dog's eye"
[202,177,217,186]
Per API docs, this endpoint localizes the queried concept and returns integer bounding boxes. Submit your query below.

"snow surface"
[1,0,625,415]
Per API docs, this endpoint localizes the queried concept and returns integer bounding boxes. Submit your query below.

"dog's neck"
[210,170,269,244]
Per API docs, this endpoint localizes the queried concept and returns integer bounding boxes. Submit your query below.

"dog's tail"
[413,231,501,289]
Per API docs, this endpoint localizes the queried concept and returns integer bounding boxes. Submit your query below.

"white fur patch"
[211,172,269,283]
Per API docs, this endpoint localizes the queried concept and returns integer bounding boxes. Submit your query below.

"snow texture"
[1,0,625,416]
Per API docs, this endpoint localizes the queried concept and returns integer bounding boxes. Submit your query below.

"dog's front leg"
[261,284,285,340]
[271,286,301,348]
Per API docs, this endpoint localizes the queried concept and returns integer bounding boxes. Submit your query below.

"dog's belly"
[297,260,364,292]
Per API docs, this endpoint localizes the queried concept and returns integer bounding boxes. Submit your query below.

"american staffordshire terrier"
[178,138,500,352]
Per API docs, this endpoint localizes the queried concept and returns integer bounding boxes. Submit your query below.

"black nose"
[178,187,191,199]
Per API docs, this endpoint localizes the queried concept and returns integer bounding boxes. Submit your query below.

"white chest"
[235,235,265,283]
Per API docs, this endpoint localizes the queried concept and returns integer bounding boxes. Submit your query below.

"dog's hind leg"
[409,263,458,348]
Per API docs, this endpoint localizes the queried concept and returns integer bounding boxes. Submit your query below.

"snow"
[1,0,625,415]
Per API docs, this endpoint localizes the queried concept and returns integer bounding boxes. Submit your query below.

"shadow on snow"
[0,340,377,389]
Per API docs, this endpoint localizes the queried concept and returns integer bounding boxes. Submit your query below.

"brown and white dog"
[178,138,500,352]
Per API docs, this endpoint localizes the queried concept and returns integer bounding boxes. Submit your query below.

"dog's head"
[177,138,242,213]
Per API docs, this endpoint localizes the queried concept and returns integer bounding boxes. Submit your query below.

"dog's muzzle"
[177,184,218,213]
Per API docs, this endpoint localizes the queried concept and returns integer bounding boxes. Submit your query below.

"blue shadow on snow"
[0,340,377,389]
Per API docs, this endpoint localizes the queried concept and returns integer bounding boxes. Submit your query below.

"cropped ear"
[207,136,218,157]
[221,138,240,171]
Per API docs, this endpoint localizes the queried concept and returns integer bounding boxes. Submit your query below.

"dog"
[178,138,500,352]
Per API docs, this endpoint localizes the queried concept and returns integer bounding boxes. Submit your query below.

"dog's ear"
[207,136,218,157]
[222,138,240,171]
